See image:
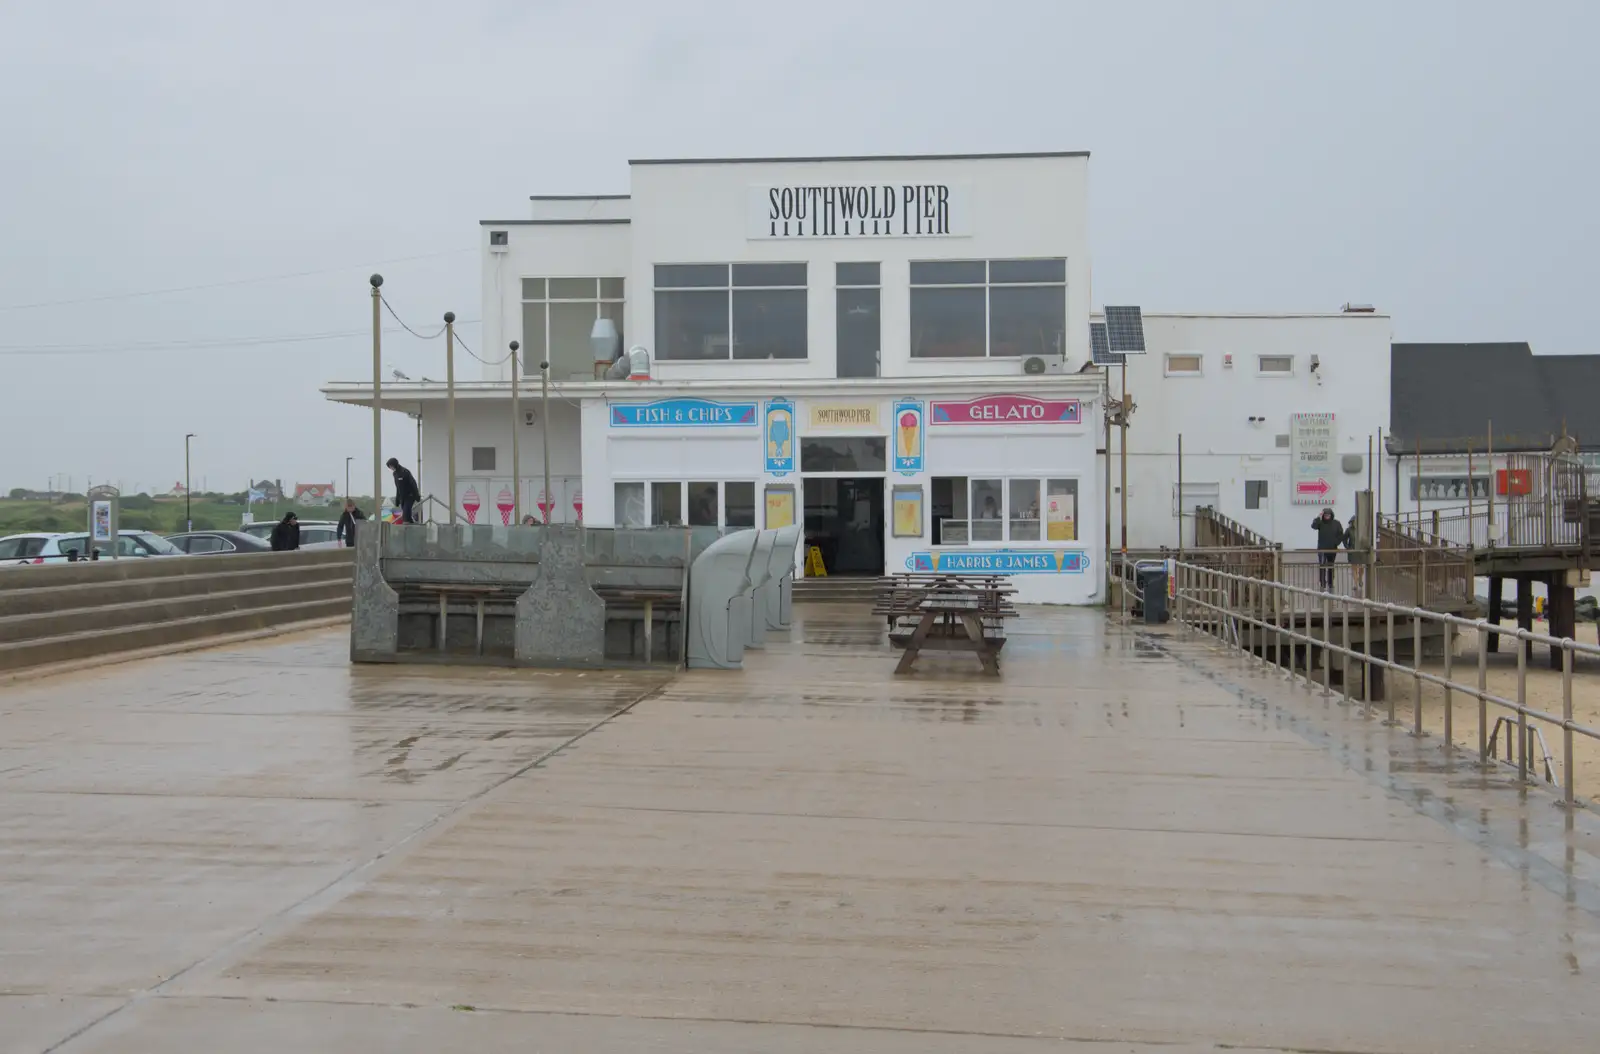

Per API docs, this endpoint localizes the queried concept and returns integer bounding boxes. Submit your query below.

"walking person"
[1343,513,1368,597]
[1312,507,1343,591]
[269,511,300,552]
[386,457,421,524]
[336,499,366,548]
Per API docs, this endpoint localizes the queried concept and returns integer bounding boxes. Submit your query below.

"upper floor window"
[1258,354,1293,375]
[909,258,1066,359]
[836,262,880,379]
[654,263,807,362]
[521,277,625,381]
[1164,352,1203,376]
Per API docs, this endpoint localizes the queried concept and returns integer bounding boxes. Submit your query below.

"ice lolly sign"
[899,410,918,458]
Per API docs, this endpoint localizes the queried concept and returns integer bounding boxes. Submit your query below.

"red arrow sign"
[1297,478,1331,496]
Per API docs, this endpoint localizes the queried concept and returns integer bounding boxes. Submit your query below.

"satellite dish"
[1022,356,1047,375]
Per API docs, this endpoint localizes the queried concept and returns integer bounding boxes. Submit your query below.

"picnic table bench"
[874,573,1016,676]
[411,582,505,655]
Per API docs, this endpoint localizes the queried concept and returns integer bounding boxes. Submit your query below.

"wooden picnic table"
[887,584,1011,676]
[873,572,1016,628]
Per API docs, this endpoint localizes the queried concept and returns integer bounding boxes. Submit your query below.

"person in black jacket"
[386,457,421,524]
[336,499,366,547]
[1312,507,1344,590]
[269,511,300,552]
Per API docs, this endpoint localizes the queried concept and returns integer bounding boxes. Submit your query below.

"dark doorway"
[803,477,884,576]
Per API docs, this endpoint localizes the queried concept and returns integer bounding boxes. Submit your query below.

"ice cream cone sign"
[538,489,553,522]
[572,489,583,522]
[899,410,919,457]
[461,485,481,524]
[495,486,515,526]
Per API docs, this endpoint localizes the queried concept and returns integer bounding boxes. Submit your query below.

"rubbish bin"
[1136,561,1169,624]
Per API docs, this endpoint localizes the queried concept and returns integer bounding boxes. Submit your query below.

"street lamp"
[184,433,195,532]
[345,456,353,499]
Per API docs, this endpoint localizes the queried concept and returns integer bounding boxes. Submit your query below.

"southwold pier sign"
[749,183,971,239]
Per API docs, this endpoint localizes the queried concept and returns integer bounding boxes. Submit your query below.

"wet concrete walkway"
[2,609,1597,1052]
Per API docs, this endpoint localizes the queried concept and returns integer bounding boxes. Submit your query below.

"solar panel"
[1090,321,1123,365]
[1104,305,1147,354]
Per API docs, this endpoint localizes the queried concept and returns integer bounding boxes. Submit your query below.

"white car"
[239,520,342,548]
[0,530,183,565]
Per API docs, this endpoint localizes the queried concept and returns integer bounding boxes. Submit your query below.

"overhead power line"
[0,247,477,313]
[0,319,480,358]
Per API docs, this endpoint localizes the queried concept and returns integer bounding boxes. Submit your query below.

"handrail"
[1170,560,1599,807]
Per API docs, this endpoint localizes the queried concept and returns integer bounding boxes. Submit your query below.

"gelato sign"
[749,182,971,239]
[610,398,757,428]
[930,394,1082,426]
[906,549,1089,575]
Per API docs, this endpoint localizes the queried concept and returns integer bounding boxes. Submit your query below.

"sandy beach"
[1343,620,1600,802]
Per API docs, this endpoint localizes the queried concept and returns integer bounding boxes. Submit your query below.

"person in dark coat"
[386,457,421,524]
[270,511,300,552]
[336,499,366,548]
[1312,507,1344,590]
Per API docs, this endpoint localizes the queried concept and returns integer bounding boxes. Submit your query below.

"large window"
[654,263,807,361]
[613,480,759,529]
[933,475,1079,544]
[836,262,880,378]
[909,258,1066,359]
[521,278,625,381]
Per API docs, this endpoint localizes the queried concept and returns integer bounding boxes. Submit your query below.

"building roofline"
[1090,310,1392,320]
[528,194,630,200]
[478,218,631,226]
[629,150,1090,166]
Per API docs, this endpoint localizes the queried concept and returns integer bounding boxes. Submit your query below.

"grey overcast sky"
[0,0,1594,494]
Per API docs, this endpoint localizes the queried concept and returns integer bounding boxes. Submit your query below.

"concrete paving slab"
[56,997,1297,1054]
[6,606,1599,1052]
[1,997,122,1054]
[0,633,669,1052]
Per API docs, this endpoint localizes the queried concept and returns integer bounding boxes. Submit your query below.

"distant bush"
[121,494,156,511]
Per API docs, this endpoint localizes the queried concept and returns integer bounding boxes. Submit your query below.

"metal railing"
[1171,561,1600,807]
[1194,506,1274,550]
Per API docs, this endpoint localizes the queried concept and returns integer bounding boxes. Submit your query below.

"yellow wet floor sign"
[805,545,828,577]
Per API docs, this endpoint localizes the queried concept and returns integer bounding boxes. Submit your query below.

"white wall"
[528,197,630,222]
[579,383,1105,604]
[479,221,632,383]
[1113,313,1392,550]
[416,398,583,523]
[626,154,1091,383]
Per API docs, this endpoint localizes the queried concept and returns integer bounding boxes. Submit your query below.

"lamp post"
[370,274,384,521]
[345,456,352,499]
[444,311,457,524]
[184,433,195,531]
[509,341,521,523]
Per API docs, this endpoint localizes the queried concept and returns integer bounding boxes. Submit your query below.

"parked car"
[239,520,341,547]
[0,530,182,564]
[166,530,272,555]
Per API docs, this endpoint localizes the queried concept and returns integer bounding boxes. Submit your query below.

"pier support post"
[1548,573,1576,670]
[1487,576,1503,653]
[1515,574,1534,662]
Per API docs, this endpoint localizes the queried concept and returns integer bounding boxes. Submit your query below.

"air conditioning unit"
[522,409,537,427]
[1022,354,1068,375]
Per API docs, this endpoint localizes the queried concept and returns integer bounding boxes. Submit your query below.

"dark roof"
[1389,343,1600,453]
[629,150,1089,166]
